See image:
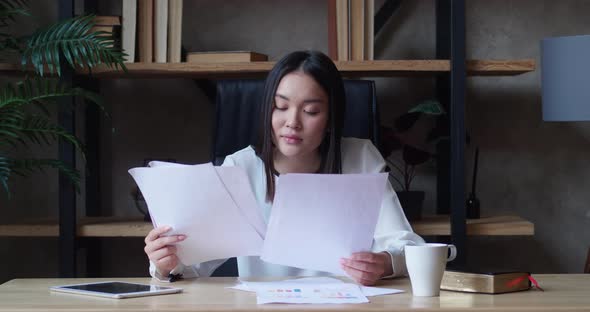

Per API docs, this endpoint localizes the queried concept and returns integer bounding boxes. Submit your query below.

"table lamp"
[542,34,590,121]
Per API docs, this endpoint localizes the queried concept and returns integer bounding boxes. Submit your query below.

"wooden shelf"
[0,59,535,78]
[75,59,534,78]
[0,215,533,237]
[412,215,534,236]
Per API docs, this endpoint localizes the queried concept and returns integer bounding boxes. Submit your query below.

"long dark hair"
[256,50,346,202]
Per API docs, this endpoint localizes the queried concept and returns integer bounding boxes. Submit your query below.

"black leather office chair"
[209,79,380,276]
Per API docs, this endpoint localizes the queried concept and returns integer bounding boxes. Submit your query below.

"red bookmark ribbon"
[506,274,544,291]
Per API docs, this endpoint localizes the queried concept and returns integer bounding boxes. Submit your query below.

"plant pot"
[396,191,425,221]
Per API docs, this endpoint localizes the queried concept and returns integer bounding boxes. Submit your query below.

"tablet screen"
[61,282,167,294]
[51,281,182,299]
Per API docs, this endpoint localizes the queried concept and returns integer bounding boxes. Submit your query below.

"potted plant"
[0,2,126,197]
[380,99,446,221]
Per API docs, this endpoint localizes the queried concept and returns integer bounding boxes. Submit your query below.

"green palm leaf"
[0,0,28,21]
[0,155,10,196]
[21,14,127,76]
[0,106,25,148]
[4,157,80,196]
[0,78,103,111]
[0,78,104,152]
[18,115,86,155]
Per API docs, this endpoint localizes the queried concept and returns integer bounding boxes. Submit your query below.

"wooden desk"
[0,274,588,312]
[0,215,534,237]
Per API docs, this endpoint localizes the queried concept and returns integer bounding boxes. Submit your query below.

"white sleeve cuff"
[149,262,191,282]
[380,249,406,279]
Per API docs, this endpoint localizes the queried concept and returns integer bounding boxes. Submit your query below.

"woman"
[144,50,424,286]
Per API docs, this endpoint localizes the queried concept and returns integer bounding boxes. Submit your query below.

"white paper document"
[261,173,388,275]
[254,282,368,304]
[229,277,404,299]
[128,163,264,264]
[146,161,266,238]
[129,161,389,275]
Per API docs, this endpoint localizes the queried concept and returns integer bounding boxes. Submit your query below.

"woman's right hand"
[144,226,186,275]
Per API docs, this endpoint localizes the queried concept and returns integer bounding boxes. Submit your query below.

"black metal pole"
[449,0,467,267]
[58,0,77,278]
[81,0,102,278]
[435,0,451,216]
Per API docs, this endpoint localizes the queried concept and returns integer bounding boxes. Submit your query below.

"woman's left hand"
[340,252,393,286]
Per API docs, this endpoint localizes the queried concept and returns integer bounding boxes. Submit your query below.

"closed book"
[167,0,183,63]
[349,0,364,61]
[335,0,349,61]
[186,51,268,63]
[154,0,168,63]
[121,0,137,63]
[88,25,116,48]
[138,0,154,63]
[92,15,121,26]
[441,269,531,294]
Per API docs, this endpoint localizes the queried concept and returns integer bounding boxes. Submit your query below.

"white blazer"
[150,137,424,281]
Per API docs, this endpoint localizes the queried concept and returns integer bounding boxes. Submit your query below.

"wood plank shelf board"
[0,215,534,237]
[71,59,535,78]
[0,222,59,237]
[413,215,535,236]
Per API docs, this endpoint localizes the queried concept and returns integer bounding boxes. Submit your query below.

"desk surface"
[0,215,534,237]
[0,274,588,312]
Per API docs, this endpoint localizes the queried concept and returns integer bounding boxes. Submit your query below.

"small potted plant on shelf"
[380,99,446,221]
[0,1,126,197]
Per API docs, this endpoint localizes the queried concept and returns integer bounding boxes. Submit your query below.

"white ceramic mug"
[405,243,457,297]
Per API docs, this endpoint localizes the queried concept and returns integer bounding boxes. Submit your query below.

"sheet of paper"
[360,285,404,296]
[215,166,267,239]
[128,163,263,264]
[261,173,388,275]
[146,161,266,238]
[229,277,404,297]
[254,282,368,304]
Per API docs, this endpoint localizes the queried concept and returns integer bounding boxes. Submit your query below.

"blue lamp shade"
[542,35,590,121]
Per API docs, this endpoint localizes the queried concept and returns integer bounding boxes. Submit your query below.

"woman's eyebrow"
[302,98,325,104]
[275,93,289,101]
[275,93,325,104]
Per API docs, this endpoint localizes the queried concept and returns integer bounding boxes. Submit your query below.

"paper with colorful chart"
[230,277,404,301]
[253,282,368,304]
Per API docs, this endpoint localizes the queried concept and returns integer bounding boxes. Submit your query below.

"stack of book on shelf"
[90,16,120,48]
[440,269,533,294]
[328,0,374,61]
[121,0,183,63]
[186,51,268,63]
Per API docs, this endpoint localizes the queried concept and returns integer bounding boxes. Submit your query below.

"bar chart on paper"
[255,283,369,304]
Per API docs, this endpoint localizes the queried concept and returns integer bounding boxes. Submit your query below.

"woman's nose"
[286,111,301,129]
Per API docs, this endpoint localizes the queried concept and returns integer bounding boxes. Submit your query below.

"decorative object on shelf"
[0,2,126,197]
[466,147,480,219]
[380,99,446,221]
[186,51,268,63]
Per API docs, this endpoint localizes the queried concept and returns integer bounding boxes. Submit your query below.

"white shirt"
[150,137,424,280]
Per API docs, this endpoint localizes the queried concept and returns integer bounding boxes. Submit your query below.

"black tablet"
[50,281,182,299]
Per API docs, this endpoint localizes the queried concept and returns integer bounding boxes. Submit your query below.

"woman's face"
[272,71,329,159]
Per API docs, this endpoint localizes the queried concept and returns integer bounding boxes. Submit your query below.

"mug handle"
[447,244,457,262]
